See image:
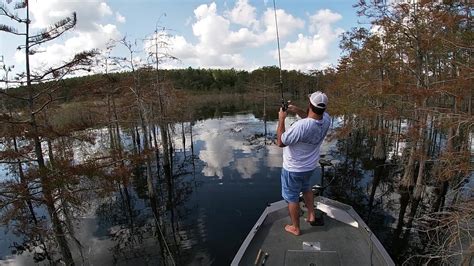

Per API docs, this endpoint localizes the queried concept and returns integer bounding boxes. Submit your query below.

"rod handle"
[254,249,263,265]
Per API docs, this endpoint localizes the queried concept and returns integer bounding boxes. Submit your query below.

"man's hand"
[286,100,307,118]
[279,107,287,121]
[287,104,299,114]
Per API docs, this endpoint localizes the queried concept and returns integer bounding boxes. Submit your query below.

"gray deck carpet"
[239,207,383,266]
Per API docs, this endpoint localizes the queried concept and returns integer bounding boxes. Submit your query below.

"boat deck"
[233,197,394,266]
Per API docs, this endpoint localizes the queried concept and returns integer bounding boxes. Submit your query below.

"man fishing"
[276,91,331,236]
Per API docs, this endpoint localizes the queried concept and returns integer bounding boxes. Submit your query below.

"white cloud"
[163,2,256,68]
[30,25,121,72]
[167,35,197,59]
[192,3,232,52]
[281,34,329,64]
[145,1,343,71]
[277,9,344,70]
[143,33,196,69]
[162,2,305,69]
[99,2,113,17]
[115,12,126,23]
[18,0,121,73]
[121,1,341,72]
[226,28,261,50]
[261,8,305,42]
[30,0,113,32]
[197,52,246,68]
[309,9,342,34]
[14,50,24,64]
[225,0,258,29]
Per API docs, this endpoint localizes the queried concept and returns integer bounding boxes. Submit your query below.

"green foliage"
[5,66,323,109]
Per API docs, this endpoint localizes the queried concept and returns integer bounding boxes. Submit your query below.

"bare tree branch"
[0,24,25,35]
[27,13,77,48]
[0,3,26,23]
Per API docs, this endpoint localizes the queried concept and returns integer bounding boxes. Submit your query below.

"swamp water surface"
[2,111,459,265]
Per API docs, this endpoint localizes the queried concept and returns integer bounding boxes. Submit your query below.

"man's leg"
[303,190,315,222]
[281,169,302,235]
[285,202,301,236]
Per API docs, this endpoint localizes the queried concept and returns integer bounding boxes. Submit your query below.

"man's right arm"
[287,103,307,118]
[277,108,287,147]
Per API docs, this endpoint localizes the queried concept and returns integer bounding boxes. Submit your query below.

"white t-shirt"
[281,112,331,172]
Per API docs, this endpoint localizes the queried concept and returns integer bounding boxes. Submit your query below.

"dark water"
[3,112,470,265]
[0,113,330,265]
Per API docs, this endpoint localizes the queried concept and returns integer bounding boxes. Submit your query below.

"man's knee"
[282,188,300,203]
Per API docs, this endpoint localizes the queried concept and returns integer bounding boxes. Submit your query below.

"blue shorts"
[280,168,314,203]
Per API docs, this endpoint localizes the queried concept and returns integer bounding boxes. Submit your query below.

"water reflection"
[198,130,233,179]
[1,111,424,265]
[235,157,258,179]
[195,115,276,180]
[0,113,287,265]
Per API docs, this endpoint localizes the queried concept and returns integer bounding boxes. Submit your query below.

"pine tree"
[1,1,98,264]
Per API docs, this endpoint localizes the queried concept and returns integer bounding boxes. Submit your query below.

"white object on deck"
[316,201,359,228]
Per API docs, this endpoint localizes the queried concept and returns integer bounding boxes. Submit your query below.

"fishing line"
[272,0,287,111]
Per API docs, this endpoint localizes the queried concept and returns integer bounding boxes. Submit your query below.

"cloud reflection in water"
[198,130,234,179]
[235,157,258,179]
[195,114,277,180]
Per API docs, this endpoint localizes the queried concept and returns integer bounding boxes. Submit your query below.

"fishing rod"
[272,0,287,111]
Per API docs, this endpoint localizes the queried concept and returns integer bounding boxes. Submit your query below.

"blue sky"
[0,0,362,78]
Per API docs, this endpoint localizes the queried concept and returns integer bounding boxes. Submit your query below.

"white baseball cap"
[309,91,328,109]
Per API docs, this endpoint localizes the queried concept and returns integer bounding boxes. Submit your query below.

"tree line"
[323,1,472,264]
[3,66,317,108]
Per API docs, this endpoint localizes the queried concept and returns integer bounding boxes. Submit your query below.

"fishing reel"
[281,99,288,111]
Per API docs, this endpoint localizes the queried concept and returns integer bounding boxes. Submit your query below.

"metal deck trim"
[346,207,395,266]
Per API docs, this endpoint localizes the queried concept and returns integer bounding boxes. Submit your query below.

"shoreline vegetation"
[1,0,472,265]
